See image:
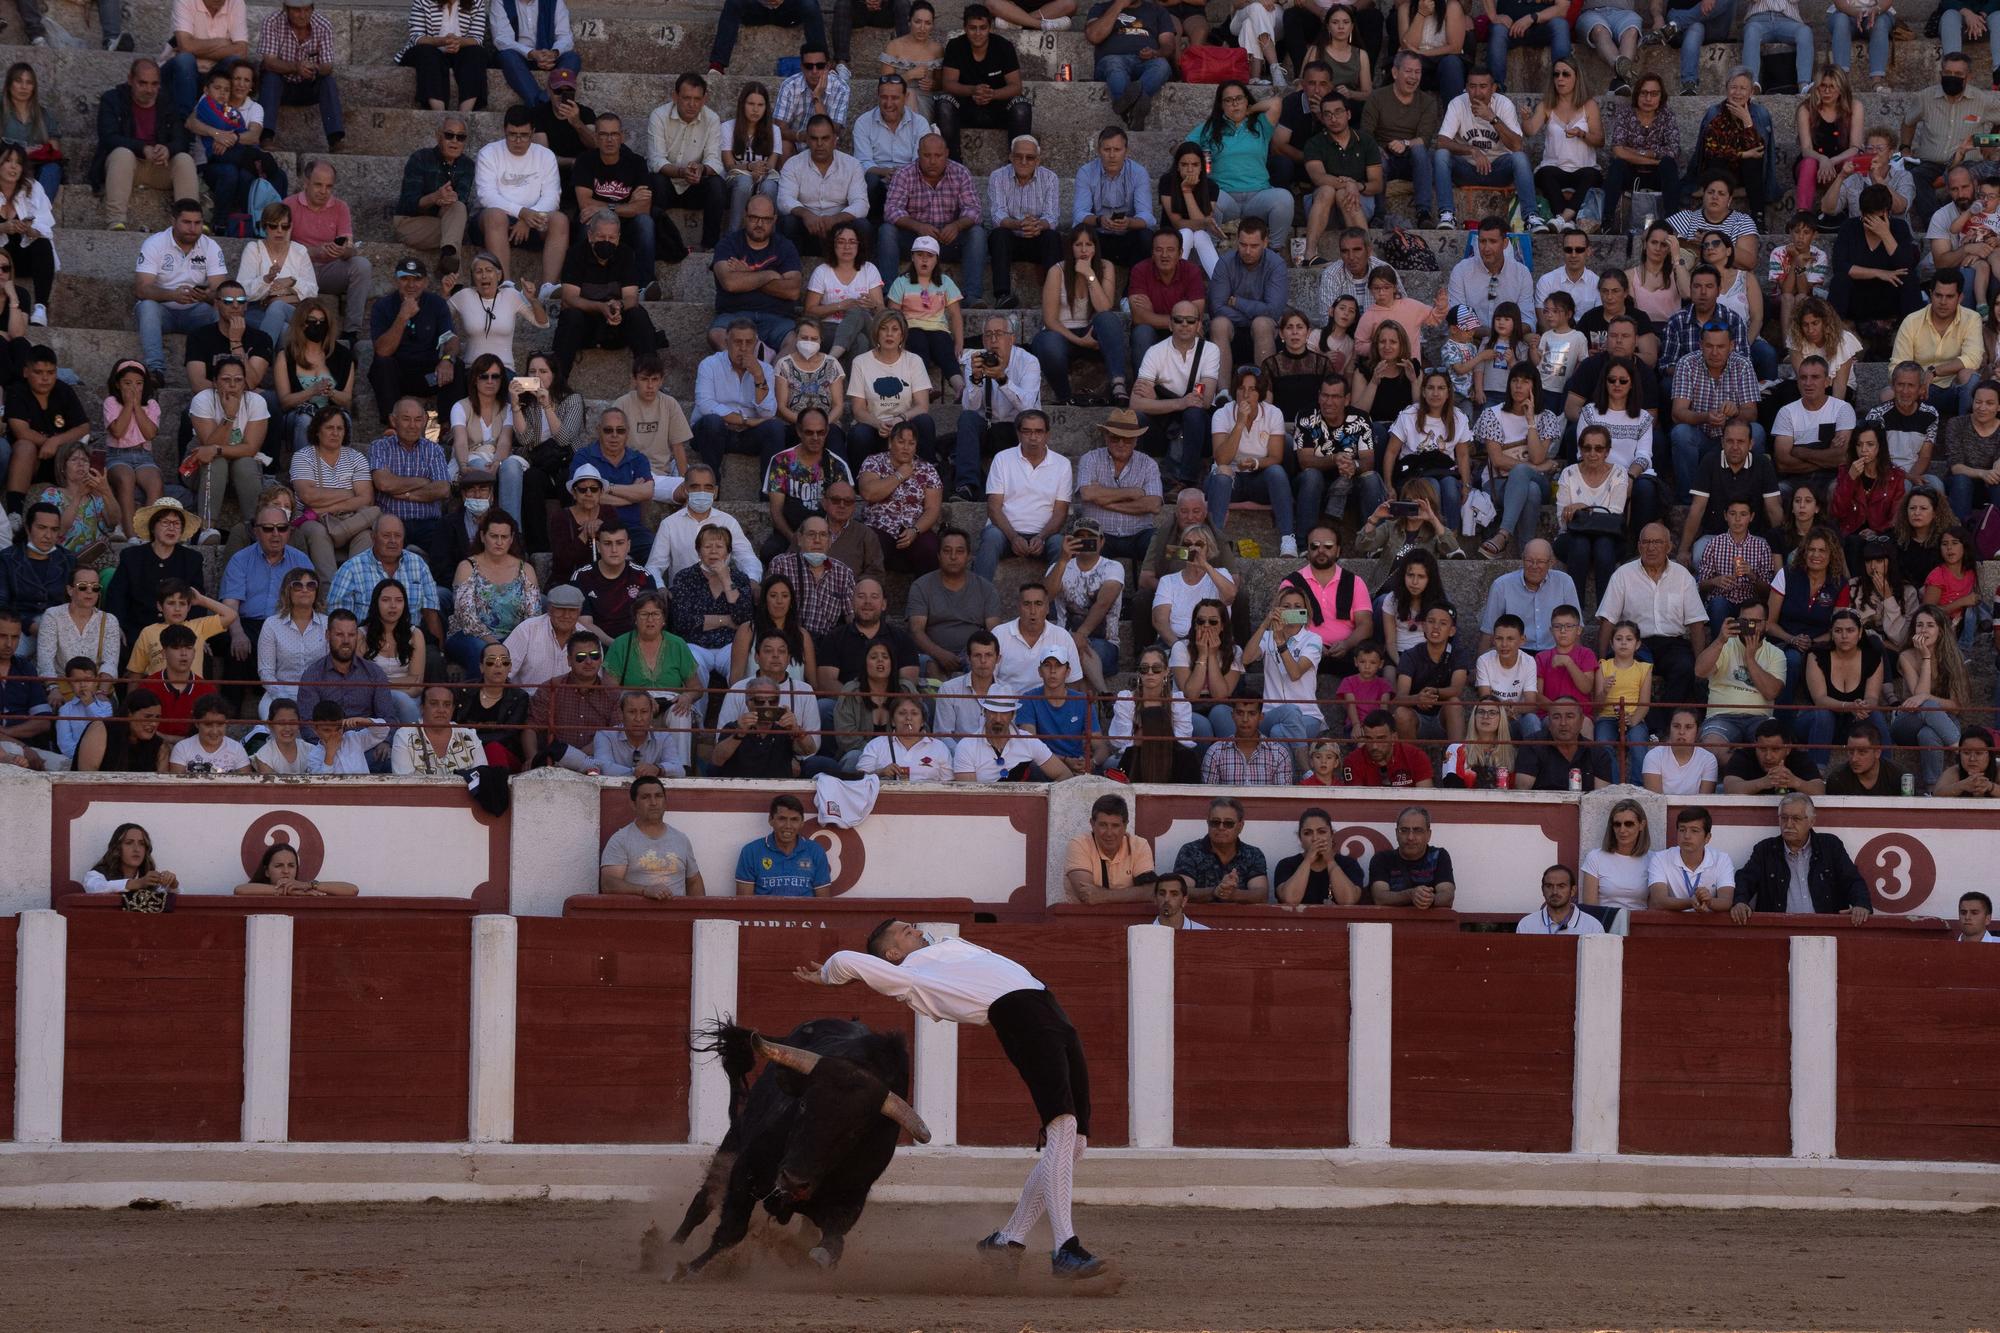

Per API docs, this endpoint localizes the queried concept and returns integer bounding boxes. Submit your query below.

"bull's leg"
[680,1186,758,1277]
[804,1199,865,1270]
[667,1186,715,1246]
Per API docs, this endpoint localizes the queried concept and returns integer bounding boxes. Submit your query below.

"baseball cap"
[549,68,578,91]
[911,235,941,256]
[395,256,428,279]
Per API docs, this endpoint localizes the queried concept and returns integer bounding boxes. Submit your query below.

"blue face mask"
[801,550,827,567]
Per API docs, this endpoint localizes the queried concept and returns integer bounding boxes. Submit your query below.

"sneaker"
[108,221,126,232]
[991,15,1018,28]
[1613,57,1637,90]
[29,35,45,46]
[195,526,224,546]
[1528,214,1553,234]
[1679,79,1698,97]
[1270,63,1290,90]
[1278,535,1298,557]
[975,1231,1025,1270]
[1112,86,1140,121]
[994,290,1019,309]
[1415,210,1434,229]
[6,512,20,538]
[1040,15,1072,30]
[1051,1237,1106,1280]
[952,481,983,502]
[1129,93,1153,131]
[30,304,45,326]
[538,281,560,302]
[1436,209,1456,228]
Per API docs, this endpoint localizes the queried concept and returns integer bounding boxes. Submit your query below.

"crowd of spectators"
[7,0,2000,803]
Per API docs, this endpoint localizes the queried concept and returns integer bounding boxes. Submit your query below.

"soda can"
[1495,766,1510,790]
[1061,62,1072,81]
[1902,773,1916,797]
[1568,767,1583,792]
[1290,235,1307,264]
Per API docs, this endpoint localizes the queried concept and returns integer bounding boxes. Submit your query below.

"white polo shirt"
[953,730,1056,782]
[991,617,1083,697]
[1515,904,1606,935]
[137,228,227,290]
[1137,337,1222,395]
[985,446,1074,537]
[1645,845,1736,899]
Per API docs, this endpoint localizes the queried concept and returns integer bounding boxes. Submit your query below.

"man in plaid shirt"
[528,632,621,758]
[367,400,454,559]
[1669,324,1762,502]
[768,516,857,638]
[1694,495,1778,634]
[1198,694,1297,785]
[878,133,988,302]
[1657,267,1748,393]
[255,0,343,151]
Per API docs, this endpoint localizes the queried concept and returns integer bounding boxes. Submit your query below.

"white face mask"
[686,490,715,513]
[464,497,491,517]
[795,338,821,359]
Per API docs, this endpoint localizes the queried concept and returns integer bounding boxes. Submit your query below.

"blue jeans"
[1748,338,1778,382]
[163,53,203,118]
[692,413,788,477]
[706,309,797,352]
[877,223,989,304]
[1946,473,2000,522]
[1096,53,1171,99]
[1214,187,1294,241]
[1828,9,1892,78]
[258,70,345,142]
[494,49,582,108]
[1593,715,1650,784]
[1296,465,1386,525]
[1939,7,2000,72]
[1205,465,1297,541]
[1488,16,1570,92]
[1797,707,1891,769]
[497,453,529,526]
[1435,150,1539,221]
[252,299,295,345]
[1031,315,1131,400]
[1928,382,1977,421]
[710,0,827,65]
[1556,530,1621,601]
[202,159,249,223]
[1489,465,1549,549]
[1890,698,1961,792]
[974,522,1050,581]
[446,631,496,677]
[1205,702,1323,748]
[1380,144,1436,220]
[1668,0,1738,85]
[135,299,218,376]
[1741,12,1813,87]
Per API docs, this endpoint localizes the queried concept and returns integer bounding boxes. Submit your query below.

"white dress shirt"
[820,935,1043,1024]
[991,616,1082,697]
[1597,559,1705,639]
[645,507,763,585]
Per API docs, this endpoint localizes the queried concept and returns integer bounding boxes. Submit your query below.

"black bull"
[650,1018,931,1277]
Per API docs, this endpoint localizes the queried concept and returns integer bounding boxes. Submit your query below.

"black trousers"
[369,355,464,428]
[1090,225,1153,272]
[1643,632,1697,736]
[986,225,1060,301]
[780,211,870,259]
[988,986,1090,1138]
[403,42,490,108]
[551,305,661,379]
[4,236,54,306]
[933,94,1030,159]
[656,170,728,249]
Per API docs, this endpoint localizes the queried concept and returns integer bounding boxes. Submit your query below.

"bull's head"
[755,1035,931,1205]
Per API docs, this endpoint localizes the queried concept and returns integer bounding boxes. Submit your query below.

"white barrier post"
[241,915,294,1143]
[688,919,741,1145]
[1126,923,1174,1148]
[1347,922,1392,1149]
[468,915,519,1143]
[14,909,65,1143]
[1789,934,1839,1159]
[1571,934,1624,1155]
[912,922,961,1146]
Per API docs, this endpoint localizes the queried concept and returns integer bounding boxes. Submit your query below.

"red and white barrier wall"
[4,906,1997,1211]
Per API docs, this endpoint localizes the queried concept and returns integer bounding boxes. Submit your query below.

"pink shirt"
[101,395,162,452]
[168,0,248,71]
[283,191,352,252]
[1535,644,1599,711]
[1925,565,1978,617]
[1297,564,1369,649]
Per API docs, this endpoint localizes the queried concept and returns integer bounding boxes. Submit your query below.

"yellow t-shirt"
[127,614,227,677]
[1600,658,1652,712]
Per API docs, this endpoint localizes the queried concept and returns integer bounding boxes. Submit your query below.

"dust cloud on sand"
[0,1197,1992,1332]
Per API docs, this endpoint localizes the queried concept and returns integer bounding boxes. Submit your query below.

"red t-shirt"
[1339,742,1434,787]
[144,672,220,739]
[1130,258,1207,323]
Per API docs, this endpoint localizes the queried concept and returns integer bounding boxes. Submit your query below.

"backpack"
[246,176,283,235]
[1381,227,1436,272]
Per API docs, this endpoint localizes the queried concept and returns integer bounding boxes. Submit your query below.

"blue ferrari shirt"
[735,833,831,898]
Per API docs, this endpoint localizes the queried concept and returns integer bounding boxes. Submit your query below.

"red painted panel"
[957,926,1129,1148]
[0,917,16,1141]
[289,915,471,1142]
[63,914,245,1142]
[513,918,694,1144]
[1619,937,1790,1156]
[1390,934,1575,1152]
[1174,932,1348,1148]
[1837,941,2000,1163]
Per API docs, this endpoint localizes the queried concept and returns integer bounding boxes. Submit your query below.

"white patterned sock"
[1043,1113,1079,1248]
[997,1150,1047,1245]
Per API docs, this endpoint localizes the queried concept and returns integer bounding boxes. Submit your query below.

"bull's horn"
[880,1091,932,1144]
[754,1036,821,1076]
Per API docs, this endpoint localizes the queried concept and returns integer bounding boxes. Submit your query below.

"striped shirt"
[986,164,1059,229]
[366,434,450,521]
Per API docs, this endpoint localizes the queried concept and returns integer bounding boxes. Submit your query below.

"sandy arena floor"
[1,1195,1993,1331]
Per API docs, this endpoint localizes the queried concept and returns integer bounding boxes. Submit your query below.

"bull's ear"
[880,1091,931,1144]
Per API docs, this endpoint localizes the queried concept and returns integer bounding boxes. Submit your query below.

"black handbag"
[1566,506,1626,538]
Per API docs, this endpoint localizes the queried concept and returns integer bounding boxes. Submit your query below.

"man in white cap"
[502,583,604,686]
[953,696,1073,782]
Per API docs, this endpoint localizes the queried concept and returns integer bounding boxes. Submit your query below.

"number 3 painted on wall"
[1852,833,1935,915]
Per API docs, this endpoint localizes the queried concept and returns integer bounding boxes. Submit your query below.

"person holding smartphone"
[1237,582,1323,774]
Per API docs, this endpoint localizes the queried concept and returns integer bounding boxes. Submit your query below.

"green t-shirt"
[1302,128,1382,185]
[605,631,700,691]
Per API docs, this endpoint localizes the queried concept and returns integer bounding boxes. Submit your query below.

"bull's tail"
[690,1019,759,1125]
